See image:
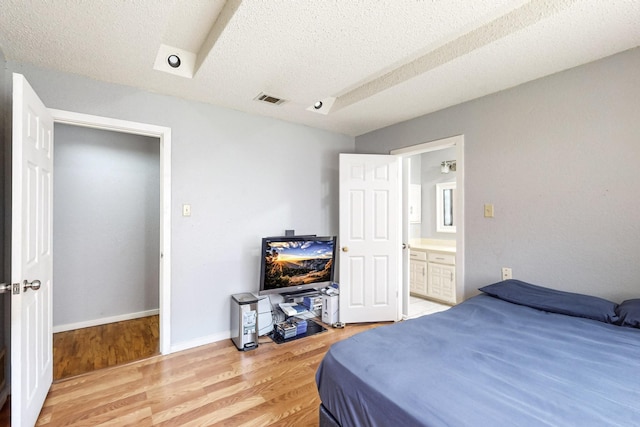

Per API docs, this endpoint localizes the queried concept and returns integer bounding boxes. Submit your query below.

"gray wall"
[53,124,160,327]
[418,147,457,240]
[4,61,354,348]
[356,47,640,302]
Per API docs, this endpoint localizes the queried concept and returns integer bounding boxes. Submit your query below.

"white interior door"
[339,153,401,323]
[11,73,54,426]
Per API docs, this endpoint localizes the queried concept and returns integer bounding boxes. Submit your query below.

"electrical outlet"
[182,204,191,217]
[501,267,512,281]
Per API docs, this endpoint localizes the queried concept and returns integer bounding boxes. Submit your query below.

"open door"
[338,153,402,323]
[11,73,54,426]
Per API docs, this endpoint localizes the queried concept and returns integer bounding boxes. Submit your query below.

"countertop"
[409,238,456,253]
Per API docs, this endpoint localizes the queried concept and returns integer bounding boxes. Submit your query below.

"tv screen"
[259,235,336,296]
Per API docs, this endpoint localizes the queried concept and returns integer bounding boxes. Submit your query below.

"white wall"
[356,47,640,302]
[4,60,355,349]
[53,124,160,328]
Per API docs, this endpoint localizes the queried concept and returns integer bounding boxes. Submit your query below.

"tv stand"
[269,319,327,344]
[281,289,320,300]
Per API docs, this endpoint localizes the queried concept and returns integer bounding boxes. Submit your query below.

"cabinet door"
[409,260,417,292]
[427,262,456,303]
[410,259,427,296]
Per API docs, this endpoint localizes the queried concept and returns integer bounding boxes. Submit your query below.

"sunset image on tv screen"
[263,240,333,289]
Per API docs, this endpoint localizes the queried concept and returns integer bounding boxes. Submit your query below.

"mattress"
[316,294,640,426]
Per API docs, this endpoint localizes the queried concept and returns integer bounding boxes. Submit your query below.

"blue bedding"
[316,294,640,426]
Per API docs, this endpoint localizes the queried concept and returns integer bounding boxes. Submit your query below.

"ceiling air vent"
[254,92,286,106]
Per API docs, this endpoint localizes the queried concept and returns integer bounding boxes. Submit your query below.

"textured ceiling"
[1,0,638,136]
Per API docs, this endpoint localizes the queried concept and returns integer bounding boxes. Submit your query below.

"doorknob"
[341,247,349,252]
[23,279,42,292]
[0,283,12,294]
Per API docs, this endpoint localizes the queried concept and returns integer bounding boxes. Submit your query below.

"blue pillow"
[616,299,640,328]
[479,279,619,323]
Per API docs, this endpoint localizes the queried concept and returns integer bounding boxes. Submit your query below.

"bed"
[315,280,640,426]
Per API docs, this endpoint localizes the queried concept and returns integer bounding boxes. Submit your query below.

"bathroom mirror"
[436,182,456,233]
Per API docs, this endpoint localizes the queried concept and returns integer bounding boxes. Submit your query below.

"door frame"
[391,134,465,318]
[49,109,172,355]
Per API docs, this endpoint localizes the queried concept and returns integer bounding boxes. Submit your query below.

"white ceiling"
[1,0,638,136]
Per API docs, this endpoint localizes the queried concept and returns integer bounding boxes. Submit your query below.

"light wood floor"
[35,321,384,426]
[53,315,160,380]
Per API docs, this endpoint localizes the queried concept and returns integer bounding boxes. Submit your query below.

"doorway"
[50,109,172,355]
[391,135,465,319]
[8,75,172,424]
[52,124,160,379]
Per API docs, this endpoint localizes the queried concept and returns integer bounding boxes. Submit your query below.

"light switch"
[182,204,191,217]
[484,203,494,218]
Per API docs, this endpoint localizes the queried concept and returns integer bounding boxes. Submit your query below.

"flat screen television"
[258,235,337,296]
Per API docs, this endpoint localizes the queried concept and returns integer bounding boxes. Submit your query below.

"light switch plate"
[484,203,494,218]
[182,204,191,217]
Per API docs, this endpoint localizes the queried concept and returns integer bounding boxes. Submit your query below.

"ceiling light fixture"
[307,97,336,115]
[167,54,181,68]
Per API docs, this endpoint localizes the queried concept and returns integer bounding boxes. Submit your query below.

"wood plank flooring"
[53,315,160,380]
[36,321,384,426]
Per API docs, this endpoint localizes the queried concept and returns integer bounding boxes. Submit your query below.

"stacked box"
[302,296,323,311]
[274,321,296,340]
[291,317,308,335]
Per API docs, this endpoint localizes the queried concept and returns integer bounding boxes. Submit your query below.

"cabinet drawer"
[427,252,455,265]
[409,250,427,261]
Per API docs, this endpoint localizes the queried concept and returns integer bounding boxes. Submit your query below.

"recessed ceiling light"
[154,45,194,78]
[307,97,336,114]
[167,54,181,68]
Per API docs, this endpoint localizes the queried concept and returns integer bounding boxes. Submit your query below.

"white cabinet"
[409,250,427,296]
[410,248,456,304]
[409,184,421,223]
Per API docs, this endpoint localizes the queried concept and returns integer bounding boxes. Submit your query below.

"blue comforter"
[316,295,640,426]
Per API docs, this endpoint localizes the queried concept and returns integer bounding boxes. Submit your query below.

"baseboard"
[170,330,230,354]
[53,309,160,333]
